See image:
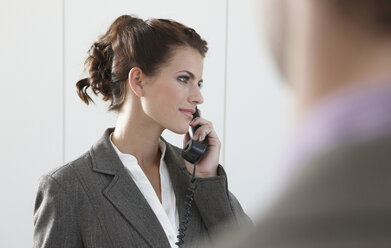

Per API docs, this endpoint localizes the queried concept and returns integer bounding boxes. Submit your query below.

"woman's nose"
[189,85,204,105]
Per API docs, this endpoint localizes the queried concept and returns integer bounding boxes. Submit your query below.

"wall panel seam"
[223,0,229,167]
[62,0,66,164]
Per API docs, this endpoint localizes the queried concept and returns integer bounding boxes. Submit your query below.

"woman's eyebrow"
[177,70,195,78]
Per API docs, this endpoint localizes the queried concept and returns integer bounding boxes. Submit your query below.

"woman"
[33,15,248,248]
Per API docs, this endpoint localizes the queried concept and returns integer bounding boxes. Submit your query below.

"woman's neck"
[111,107,164,169]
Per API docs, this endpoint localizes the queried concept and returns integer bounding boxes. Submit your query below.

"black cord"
[176,163,198,247]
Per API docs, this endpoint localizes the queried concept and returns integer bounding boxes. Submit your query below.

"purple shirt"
[281,79,391,189]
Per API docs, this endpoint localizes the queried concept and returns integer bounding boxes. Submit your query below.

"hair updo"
[76,15,208,111]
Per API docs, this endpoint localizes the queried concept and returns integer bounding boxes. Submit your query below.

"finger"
[194,125,213,141]
[190,117,211,127]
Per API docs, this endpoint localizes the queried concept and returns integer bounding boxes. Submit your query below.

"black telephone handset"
[181,107,208,164]
[176,107,207,247]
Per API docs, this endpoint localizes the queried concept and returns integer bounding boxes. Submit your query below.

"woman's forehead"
[163,47,204,75]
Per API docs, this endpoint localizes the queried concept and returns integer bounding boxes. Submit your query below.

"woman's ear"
[128,67,145,97]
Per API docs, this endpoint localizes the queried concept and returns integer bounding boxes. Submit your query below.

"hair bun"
[76,41,114,105]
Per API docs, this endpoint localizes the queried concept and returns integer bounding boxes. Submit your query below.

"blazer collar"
[90,127,191,180]
[89,128,171,248]
[89,128,120,175]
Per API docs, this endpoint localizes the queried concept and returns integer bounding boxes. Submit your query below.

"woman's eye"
[198,83,203,89]
[178,75,190,83]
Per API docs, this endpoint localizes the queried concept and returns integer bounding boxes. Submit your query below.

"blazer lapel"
[90,128,170,248]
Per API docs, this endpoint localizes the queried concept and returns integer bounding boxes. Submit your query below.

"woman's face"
[141,46,204,134]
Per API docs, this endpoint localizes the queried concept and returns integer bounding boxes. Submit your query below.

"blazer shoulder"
[266,135,391,220]
[41,151,93,191]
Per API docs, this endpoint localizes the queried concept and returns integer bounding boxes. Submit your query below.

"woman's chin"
[166,125,189,135]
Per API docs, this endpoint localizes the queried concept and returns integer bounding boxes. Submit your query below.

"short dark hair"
[329,0,391,34]
[76,15,208,111]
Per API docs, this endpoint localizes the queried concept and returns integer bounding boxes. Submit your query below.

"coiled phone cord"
[175,163,198,247]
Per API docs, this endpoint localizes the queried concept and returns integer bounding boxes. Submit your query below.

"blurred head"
[262,0,391,114]
[76,15,207,133]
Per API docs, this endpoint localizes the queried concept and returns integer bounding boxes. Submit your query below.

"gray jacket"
[34,128,249,248]
[214,135,391,248]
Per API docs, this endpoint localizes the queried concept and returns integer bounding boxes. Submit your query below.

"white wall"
[0,0,63,247]
[0,0,289,247]
[225,0,290,219]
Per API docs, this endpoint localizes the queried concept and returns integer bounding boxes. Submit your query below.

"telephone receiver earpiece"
[181,107,208,164]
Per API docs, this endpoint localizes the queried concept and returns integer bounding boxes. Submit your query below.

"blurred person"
[215,0,391,247]
[33,15,249,248]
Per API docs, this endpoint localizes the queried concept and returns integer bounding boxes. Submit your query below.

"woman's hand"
[183,112,221,178]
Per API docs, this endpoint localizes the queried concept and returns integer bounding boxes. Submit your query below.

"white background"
[0,0,290,246]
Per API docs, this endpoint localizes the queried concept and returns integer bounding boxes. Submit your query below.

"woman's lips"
[179,109,194,119]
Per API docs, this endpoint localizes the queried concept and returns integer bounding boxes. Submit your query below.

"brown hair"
[76,15,208,111]
[328,0,391,34]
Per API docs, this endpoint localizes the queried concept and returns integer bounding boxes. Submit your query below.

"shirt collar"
[287,79,391,172]
[109,133,167,166]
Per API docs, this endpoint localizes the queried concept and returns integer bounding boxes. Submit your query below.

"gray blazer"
[34,128,249,248]
[215,135,391,248]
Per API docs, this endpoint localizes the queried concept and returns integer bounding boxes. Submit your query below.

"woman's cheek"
[163,83,186,101]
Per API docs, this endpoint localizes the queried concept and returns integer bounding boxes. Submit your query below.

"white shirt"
[110,134,179,247]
